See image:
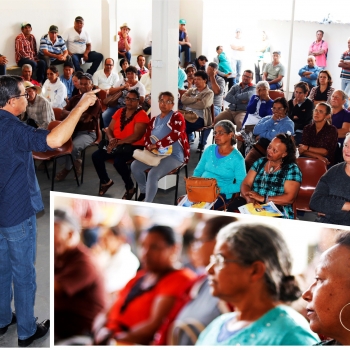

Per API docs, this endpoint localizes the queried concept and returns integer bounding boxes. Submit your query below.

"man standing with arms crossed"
[0,75,98,347]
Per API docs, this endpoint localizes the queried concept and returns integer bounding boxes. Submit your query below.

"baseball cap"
[179,19,186,24]
[54,209,81,233]
[49,25,58,33]
[80,73,93,82]
[75,16,84,22]
[273,51,281,55]
[21,22,31,28]
[236,28,241,32]
[185,64,197,73]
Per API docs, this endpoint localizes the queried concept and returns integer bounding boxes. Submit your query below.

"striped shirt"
[15,33,38,63]
[340,50,350,80]
[39,34,67,61]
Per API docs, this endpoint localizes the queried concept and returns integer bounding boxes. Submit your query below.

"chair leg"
[44,161,50,180]
[51,159,57,191]
[81,149,86,184]
[174,170,180,205]
[69,155,80,187]
[185,164,188,178]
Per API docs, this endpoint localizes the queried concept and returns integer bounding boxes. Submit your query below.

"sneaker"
[0,312,16,336]
[74,159,82,178]
[18,319,50,347]
[55,168,71,181]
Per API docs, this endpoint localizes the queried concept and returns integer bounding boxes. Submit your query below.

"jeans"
[143,47,152,55]
[71,51,103,75]
[118,51,131,63]
[18,58,46,83]
[185,117,204,136]
[0,215,37,340]
[199,105,221,147]
[268,80,283,90]
[102,105,121,128]
[179,45,191,63]
[233,60,242,83]
[0,64,6,75]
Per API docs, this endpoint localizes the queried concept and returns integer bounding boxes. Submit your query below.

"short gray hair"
[215,120,236,145]
[333,89,348,102]
[22,64,32,71]
[256,81,270,91]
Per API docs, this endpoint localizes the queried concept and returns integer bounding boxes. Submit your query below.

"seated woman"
[180,70,214,141]
[238,133,301,219]
[193,120,246,209]
[92,90,149,199]
[71,71,83,98]
[42,65,67,108]
[298,102,338,166]
[172,216,236,345]
[298,55,321,90]
[118,58,129,80]
[96,225,196,345]
[196,222,320,345]
[288,82,314,145]
[102,66,145,128]
[239,81,273,155]
[308,70,335,106]
[244,97,294,171]
[303,231,350,345]
[309,133,350,226]
[131,91,189,202]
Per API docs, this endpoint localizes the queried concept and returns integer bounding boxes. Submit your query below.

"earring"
[339,302,350,332]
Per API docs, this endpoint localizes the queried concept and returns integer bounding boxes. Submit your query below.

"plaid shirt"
[251,157,302,219]
[15,32,38,63]
[25,95,55,129]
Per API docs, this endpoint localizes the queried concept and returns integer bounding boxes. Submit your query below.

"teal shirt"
[196,305,320,346]
[193,145,246,198]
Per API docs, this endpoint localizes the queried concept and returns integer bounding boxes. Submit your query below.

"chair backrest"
[269,90,285,100]
[53,107,64,120]
[210,104,215,126]
[44,121,73,154]
[97,90,108,112]
[293,157,328,216]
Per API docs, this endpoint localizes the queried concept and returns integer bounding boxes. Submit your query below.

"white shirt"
[62,27,91,54]
[92,69,119,90]
[143,30,152,49]
[140,72,151,95]
[41,78,67,108]
[113,79,146,97]
[230,37,246,60]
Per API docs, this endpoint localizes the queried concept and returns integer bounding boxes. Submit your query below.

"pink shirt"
[118,32,132,52]
[309,40,328,68]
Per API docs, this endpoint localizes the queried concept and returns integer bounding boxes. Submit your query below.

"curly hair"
[274,133,297,165]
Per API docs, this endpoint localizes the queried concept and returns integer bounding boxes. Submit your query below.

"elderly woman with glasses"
[196,223,319,346]
[131,91,190,202]
[309,133,350,226]
[192,120,246,209]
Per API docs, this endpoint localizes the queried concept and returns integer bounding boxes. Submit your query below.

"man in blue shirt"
[179,19,191,67]
[0,75,98,347]
[60,62,75,100]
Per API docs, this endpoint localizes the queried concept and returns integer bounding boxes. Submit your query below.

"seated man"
[21,64,40,86]
[39,25,71,68]
[298,55,321,90]
[178,60,187,90]
[92,58,119,91]
[62,16,103,75]
[60,62,75,100]
[179,19,191,67]
[140,61,152,113]
[178,64,196,110]
[23,82,54,129]
[143,29,152,55]
[135,55,148,78]
[55,73,101,181]
[54,209,106,341]
[215,70,256,133]
[193,55,208,72]
[15,22,46,83]
[262,51,285,90]
[118,23,132,63]
[0,54,8,75]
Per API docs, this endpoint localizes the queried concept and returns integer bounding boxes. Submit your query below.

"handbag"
[103,91,123,107]
[185,177,220,203]
[98,139,133,155]
[179,109,199,123]
[133,149,169,167]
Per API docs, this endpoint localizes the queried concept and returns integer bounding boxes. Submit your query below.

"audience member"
[308,30,328,69]
[302,232,350,345]
[92,90,148,198]
[118,58,129,80]
[172,216,236,345]
[96,225,196,345]
[183,64,196,90]
[135,55,148,78]
[143,29,152,55]
[193,120,246,209]
[92,58,119,91]
[178,62,186,90]
[216,46,234,90]
[54,209,106,340]
[244,97,294,170]
[308,70,334,105]
[42,65,67,108]
[298,102,337,165]
[55,73,101,181]
[179,19,191,67]
[63,16,103,75]
[230,28,245,84]
[215,70,255,134]
[38,25,71,67]
[71,71,83,97]
[298,56,321,90]
[118,23,132,63]
[196,223,319,345]
[288,82,314,145]
[23,81,54,129]
[193,55,208,72]
[312,130,349,223]
[338,37,350,92]
[132,92,189,202]
[181,70,214,142]
[15,22,46,83]
[262,51,285,90]
[60,62,75,99]
[140,61,152,95]
[255,30,270,83]
[0,54,7,75]
[21,63,40,86]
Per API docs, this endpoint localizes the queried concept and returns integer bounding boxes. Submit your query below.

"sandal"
[122,188,136,200]
[98,180,114,196]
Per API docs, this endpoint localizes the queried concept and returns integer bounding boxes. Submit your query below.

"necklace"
[120,106,141,131]
[267,160,281,174]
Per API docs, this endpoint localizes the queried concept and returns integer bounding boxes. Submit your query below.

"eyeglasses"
[125,97,139,102]
[242,74,253,79]
[10,92,29,100]
[158,99,174,105]
[208,254,241,270]
[213,131,228,136]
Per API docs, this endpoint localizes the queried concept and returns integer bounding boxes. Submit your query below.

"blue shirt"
[0,110,52,227]
[39,34,67,62]
[178,67,186,89]
[60,75,74,99]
